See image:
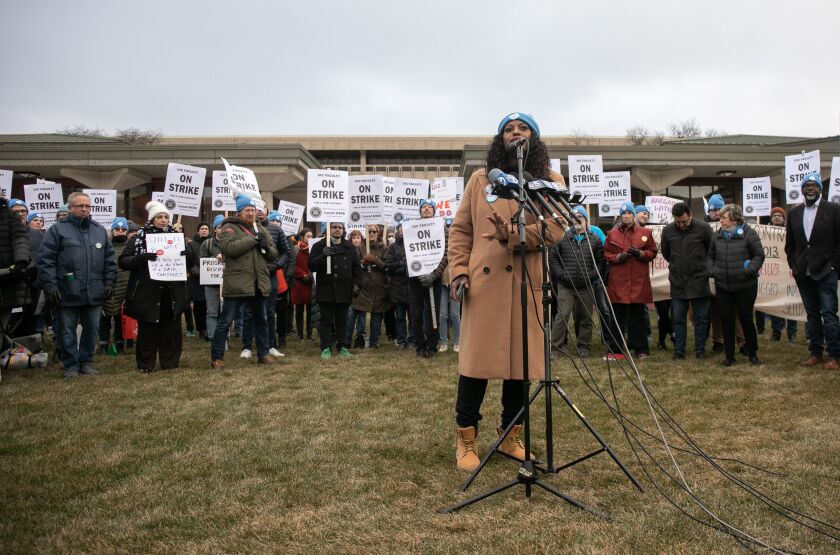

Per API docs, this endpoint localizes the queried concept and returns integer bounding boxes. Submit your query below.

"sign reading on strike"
[391,178,429,226]
[742,177,771,217]
[828,157,840,204]
[599,171,631,217]
[402,217,446,278]
[212,171,236,212]
[277,200,305,236]
[382,177,396,225]
[145,233,187,281]
[568,155,604,202]
[307,169,348,223]
[348,175,384,225]
[24,181,63,228]
[784,150,820,205]
[162,163,206,217]
[199,257,224,285]
[0,169,12,200]
[83,189,117,229]
[221,157,261,198]
[644,195,680,224]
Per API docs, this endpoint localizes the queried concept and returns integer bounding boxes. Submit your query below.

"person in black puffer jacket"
[707,204,764,366]
[0,198,31,334]
[382,224,410,348]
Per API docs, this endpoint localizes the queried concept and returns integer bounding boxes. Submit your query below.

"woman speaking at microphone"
[447,112,566,471]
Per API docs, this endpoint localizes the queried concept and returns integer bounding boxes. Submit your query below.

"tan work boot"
[456,426,480,471]
[497,424,536,461]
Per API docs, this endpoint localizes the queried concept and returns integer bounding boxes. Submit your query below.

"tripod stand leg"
[552,383,644,492]
[438,479,520,514]
[533,480,611,520]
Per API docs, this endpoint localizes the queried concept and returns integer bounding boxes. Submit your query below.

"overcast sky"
[2,0,838,138]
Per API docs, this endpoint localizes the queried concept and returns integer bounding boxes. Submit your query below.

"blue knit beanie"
[419,199,436,216]
[111,217,128,230]
[267,210,281,222]
[27,212,43,223]
[707,194,725,211]
[634,205,651,215]
[619,201,636,215]
[801,173,823,191]
[213,215,224,229]
[8,198,26,210]
[572,205,589,221]
[235,194,258,213]
[498,112,540,137]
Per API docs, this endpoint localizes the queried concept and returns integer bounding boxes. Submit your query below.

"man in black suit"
[784,173,840,370]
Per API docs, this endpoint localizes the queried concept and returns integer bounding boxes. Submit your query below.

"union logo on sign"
[745,206,754,214]
[165,200,176,210]
[410,261,422,272]
[310,207,322,218]
[790,190,800,200]
[350,211,361,222]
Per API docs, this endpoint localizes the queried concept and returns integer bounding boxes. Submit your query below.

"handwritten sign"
[199,257,224,285]
[644,195,680,225]
[145,232,187,281]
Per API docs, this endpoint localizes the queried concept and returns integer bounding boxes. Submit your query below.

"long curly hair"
[485,133,552,180]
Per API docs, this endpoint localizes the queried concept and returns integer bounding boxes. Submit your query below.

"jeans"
[205,286,220,338]
[393,303,409,346]
[671,296,710,355]
[243,277,278,349]
[438,288,461,345]
[346,307,366,344]
[56,305,101,370]
[796,271,840,359]
[211,295,269,360]
[769,315,797,338]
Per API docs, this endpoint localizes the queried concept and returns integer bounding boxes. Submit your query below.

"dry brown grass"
[1,329,839,554]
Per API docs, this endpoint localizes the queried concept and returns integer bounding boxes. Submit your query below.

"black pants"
[716,283,759,361]
[318,301,349,351]
[612,303,649,355]
[455,375,526,430]
[295,304,312,339]
[407,279,441,353]
[137,318,183,370]
[654,300,673,345]
[384,307,396,340]
[276,291,288,347]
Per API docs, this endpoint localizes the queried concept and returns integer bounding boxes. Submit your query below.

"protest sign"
[221,157,261,199]
[83,189,117,229]
[402,217,446,278]
[162,163,206,217]
[151,191,165,204]
[24,181,63,228]
[599,171,631,217]
[828,157,840,204]
[391,178,429,225]
[568,155,604,202]
[277,200,305,236]
[644,195,680,224]
[0,169,12,200]
[348,175,384,225]
[550,159,562,174]
[199,257,224,285]
[742,177,772,217]
[784,150,820,205]
[212,171,236,212]
[145,232,187,281]
[382,177,396,224]
[306,169,348,223]
[431,177,460,219]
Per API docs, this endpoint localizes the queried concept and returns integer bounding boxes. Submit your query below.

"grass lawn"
[1,328,839,554]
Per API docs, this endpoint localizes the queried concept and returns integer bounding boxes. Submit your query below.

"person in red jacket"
[604,201,658,359]
[291,230,314,340]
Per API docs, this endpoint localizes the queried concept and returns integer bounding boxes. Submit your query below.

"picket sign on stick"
[784,149,820,205]
[828,156,840,204]
[221,157,261,199]
[0,169,13,199]
[145,233,187,281]
[742,177,772,218]
[568,155,604,203]
[162,163,206,217]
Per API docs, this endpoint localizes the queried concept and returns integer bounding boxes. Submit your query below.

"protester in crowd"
[382,224,411,349]
[762,207,797,342]
[635,204,674,349]
[282,231,298,342]
[14,212,45,337]
[407,200,447,358]
[119,202,194,372]
[704,193,744,353]
[210,195,278,368]
[0,197,31,340]
[55,204,70,222]
[438,218,460,353]
[708,204,765,366]
[39,192,115,378]
[660,202,712,359]
[27,212,44,232]
[705,194,724,222]
[549,205,604,359]
[199,215,225,340]
[349,225,390,349]
[785,174,840,369]
[184,222,210,340]
[448,112,565,471]
[264,210,291,351]
[291,229,314,340]
[309,221,361,359]
[345,229,367,347]
[8,199,27,225]
[99,218,130,354]
[604,201,658,359]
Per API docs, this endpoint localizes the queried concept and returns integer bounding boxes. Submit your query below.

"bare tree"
[704,128,724,138]
[649,131,666,146]
[56,124,107,137]
[666,118,702,139]
[626,125,650,145]
[570,128,589,145]
[114,127,162,145]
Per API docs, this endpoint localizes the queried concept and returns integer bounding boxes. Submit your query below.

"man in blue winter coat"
[38,192,116,378]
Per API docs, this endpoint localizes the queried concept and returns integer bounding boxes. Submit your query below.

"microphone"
[505,137,527,153]
[488,168,520,199]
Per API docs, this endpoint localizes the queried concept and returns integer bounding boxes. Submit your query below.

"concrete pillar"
[632,167,694,194]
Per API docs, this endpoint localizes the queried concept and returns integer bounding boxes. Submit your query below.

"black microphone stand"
[439,144,630,517]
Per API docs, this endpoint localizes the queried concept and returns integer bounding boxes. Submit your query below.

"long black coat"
[784,200,840,281]
[186,235,208,302]
[382,237,409,305]
[0,203,30,309]
[661,218,712,299]
[308,237,362,304]
[707,224,765,293]
[118,233,194,323]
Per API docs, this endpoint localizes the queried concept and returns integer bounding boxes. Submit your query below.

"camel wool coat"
[448,168,566,380]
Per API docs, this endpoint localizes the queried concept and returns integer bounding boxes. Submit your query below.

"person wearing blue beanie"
[8,198,27,223]
[111,217,128,230]
[634,205,651,227]
[27,211,44,224]
[634,205,650,215]
[498,112,540,137]
[235,194,258,213]
[800,173,823,192]
[706,194,725,222]
[213,214,224,229]
[267,210,281,223]
[56,204,70,221]
[419,199,436,217]
[619,201,636,215]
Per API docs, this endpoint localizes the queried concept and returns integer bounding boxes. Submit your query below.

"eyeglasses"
[71,204,92,209]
